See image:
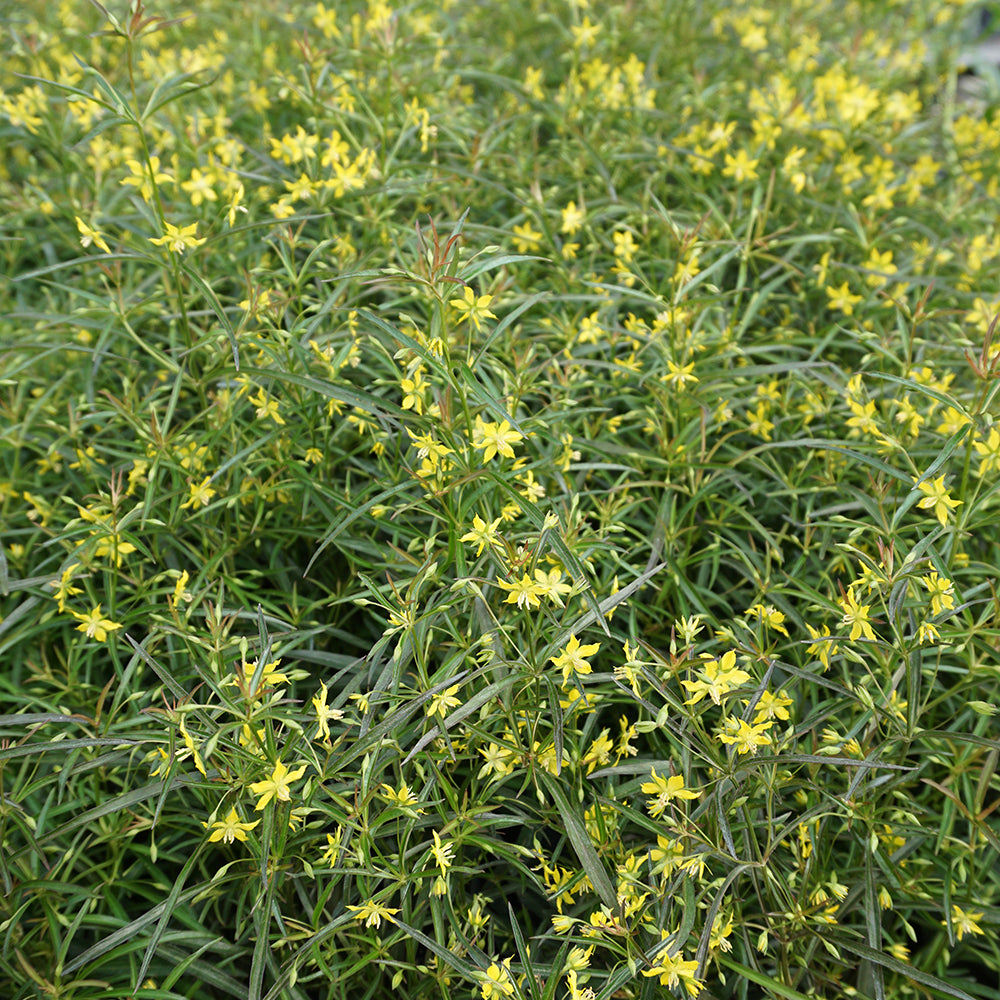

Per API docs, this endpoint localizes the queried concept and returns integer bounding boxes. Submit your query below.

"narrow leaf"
[536,772,617,909]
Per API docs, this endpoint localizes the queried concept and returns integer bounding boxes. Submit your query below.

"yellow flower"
[347,899,399,929]
[249,759,307,811]
[805,622,838,670]
[947,904,985,942]
[750,688,793,724]
[913,474,962,527]
[149,222,207,254]
[523,66,545,100]
[864,247,896,287]
[722,148,759,182]
[663,360,698,389]
[478,741,516,779]
[561,200,585,235]
[148,747,170,777]
[681,649,751,705]
[450,286,496,330]
[204,807,260,844]
[746,400,775,441]
[550,634,601,684]
[238,657,290,693]
[379,780,423,814]
[239,724,266,754]
[675,615,704,645]
[921,572,955,616]
[407,428,453,463]
[641,935,703,996]
[75,217,110,253]
[745,603,789,636]
[319,830,342,865]
[532,566,573,606]
[845,399,878,438]
[181,167,218,206]
[480,958,516,999]
[825,281,863,316]
[838,587,876,641]
[612,229,637,263]
[400,366,427,413]
[973,427,1000,476]
[460,513,504,557]
[284,172,315,202]
[496,572,544,610]
[431,829,455,874]
[71,605,122,642]
[471,416,523,462]
[180,476,216,509]
[934,406,972,438]
[91,533,136,568]
[121,155,173,201]
[581,729,614,775]
[710,911,735,953]
[171,569,192,606]
[179,716,206,776]
[640,767,699,818]
[312,681,345,742]
[50,563,83,612]
[565,968,592,1000]
[427,683,462,718]
[570,15,601,48]
[894,395,925,438]
[512,221,542,252]
[226,181,246,226]
[718,717,773,755]
[250,388,286,425]
[965,296,1000,335]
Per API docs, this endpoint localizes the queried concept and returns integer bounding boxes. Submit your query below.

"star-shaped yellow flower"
[449,286,496,331]
[204,807,260,844]
[549,634,601,684]
[249,759,307,811]
[640,767,699,817]
[913,474,962,527]
[71,605,122,642]
[149,221,207,254]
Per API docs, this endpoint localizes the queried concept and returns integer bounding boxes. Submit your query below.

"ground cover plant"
[2,0,1000,998]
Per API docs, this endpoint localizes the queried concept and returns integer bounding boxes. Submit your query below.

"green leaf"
[0,712,88,728]
[404,673,516,762]
[135,840,211,988]
[829,938,977,1000]
[63,881,217,975]
[536,772,617,910]
[715,957,815,999]
[507,902,538,999]
[376,915,479,980]
[304,481,414,577]
[0,736,147,762]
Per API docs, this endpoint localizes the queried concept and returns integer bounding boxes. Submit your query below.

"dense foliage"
[2,1,999,998]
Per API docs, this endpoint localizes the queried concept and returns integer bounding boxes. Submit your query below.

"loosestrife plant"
[1,1,999,999]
